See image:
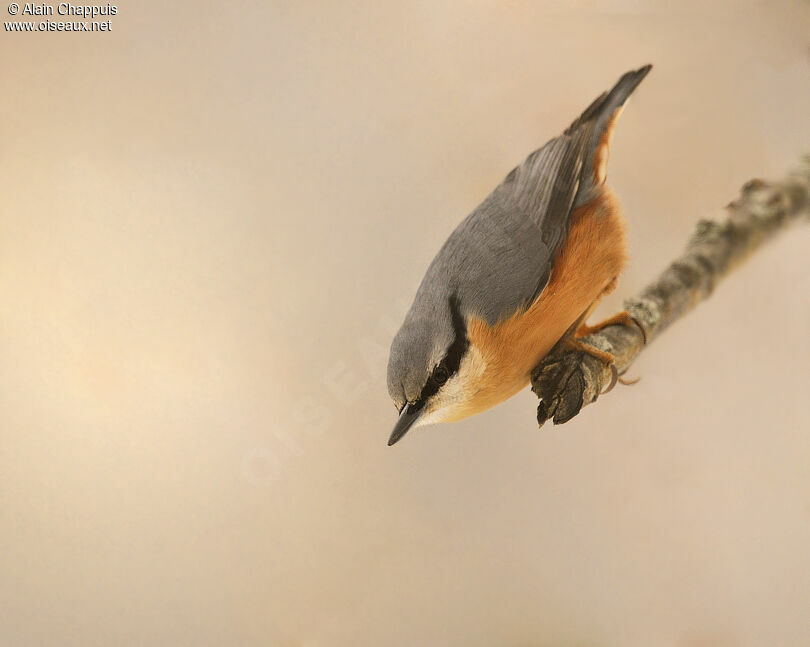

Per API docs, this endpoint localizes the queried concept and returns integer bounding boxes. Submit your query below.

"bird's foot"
[562,336,619,393]
[576,309,647,345]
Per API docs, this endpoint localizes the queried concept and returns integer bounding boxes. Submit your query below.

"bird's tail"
[567,64,652,207]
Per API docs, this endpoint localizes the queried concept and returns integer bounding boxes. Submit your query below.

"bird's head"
[386,295,485,445]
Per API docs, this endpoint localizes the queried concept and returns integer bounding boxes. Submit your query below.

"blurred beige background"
[1,1,809,645]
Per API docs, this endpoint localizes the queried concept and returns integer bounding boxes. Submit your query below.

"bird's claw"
[602,362,619,393]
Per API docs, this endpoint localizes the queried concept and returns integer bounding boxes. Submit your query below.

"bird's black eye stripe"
[443,294,469,376]
[432,364,449,385]
[414,294,469,406]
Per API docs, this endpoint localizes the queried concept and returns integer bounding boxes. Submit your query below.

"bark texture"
[531,155,810,427]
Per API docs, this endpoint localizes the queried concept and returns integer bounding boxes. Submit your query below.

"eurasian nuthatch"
[387,65,652,445]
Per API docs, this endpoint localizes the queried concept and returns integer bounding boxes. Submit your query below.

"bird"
[386,65,652,446]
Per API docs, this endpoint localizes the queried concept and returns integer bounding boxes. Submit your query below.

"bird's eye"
[432,365,449,385]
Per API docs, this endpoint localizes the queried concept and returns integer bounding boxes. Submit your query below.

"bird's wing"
[415,130,591,327]
[410,65,652,329]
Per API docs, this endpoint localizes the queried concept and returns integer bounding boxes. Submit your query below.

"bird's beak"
[388,403,422,446]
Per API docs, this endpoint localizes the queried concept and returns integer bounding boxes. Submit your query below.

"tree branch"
[531,154,810,427]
